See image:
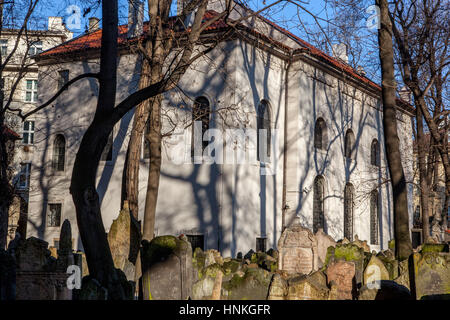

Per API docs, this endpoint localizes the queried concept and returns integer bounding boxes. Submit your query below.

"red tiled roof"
[39,9,413,111]
[2,125,21,140]
[40,10,228,57]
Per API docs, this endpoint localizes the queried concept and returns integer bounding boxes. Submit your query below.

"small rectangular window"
[186,234,204,251]
[47,203,62,227]
[256,237,267,252]
[17,163,31,189]
[25,80,38,102]
[0,39,7,56]
[28,41,43,56]
[22,120,35,144]
[58,70,69,90]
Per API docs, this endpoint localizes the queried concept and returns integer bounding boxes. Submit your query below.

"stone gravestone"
[326,260,356,300]
[15,237,72,300]
[314,228,336,269]
[140,235,193,300]
[287,271,329,300]
[278,222,318,275]
[413,251,450,299]
[363,255,390,285]
[107,201,142,282]
[56,219,74,272]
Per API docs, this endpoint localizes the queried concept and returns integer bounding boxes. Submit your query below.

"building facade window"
[0,39,7,56]
[370,190,379,245]
[257,100,271,161]
[28,41,43,55]
[371,139,380,166]
[344,183,354,240]
[47,203,62,227]
[101,131,113,161]
[313,175,325,233]
[191,96,210,156]
[256,237,267,252]
[52,134,65,171]
[58,70,69,90]
[22,120,35,144]
[17,163,31,189]
[344,129,356,160]
[314,118,327,150]
[25,79,38,102]
[186,234,204,251]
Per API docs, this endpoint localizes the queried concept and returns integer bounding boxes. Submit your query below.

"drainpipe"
[281,51,293,232]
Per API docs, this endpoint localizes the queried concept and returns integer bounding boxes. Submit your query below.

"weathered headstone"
[56,219,74,272]
[287,271,329,300]
[324,243,365,285]
[363,255,390,285]
[192,263,223,300]
[352,235,370,253]
[314,229,336,269]
[413,251,450,299]
[267,273,288,300]
[107,201,142,282]
[278,223,318,275]
[140,235,193,300]
[221,267,272,300]
[15,237,54,272]
[326,260,356,300]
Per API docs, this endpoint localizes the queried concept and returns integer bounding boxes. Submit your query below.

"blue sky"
[33,0,331,38]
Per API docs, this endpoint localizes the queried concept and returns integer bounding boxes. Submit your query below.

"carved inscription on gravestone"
[278,224,318,274]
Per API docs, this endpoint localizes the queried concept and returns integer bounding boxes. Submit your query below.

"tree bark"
[124,48,152,220]
[416,102,430,242]
[377,0,412,260]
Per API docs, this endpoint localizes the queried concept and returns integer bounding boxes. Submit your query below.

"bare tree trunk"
[416,103,430,242]
[377,0,412,261]
[142,94,162,241]
[69,0,128,299]
[123,45,152,219]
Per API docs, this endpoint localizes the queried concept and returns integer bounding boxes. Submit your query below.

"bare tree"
[376,0,412,260]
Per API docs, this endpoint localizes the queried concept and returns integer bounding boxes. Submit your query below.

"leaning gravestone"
[278,222,318,275]
[140,235,193,300]
[108,201,142,282]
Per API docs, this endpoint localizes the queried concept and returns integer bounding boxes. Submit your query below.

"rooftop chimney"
[332,43,348,64]
[88,17,100,32]
[48,17,65,32]
[399,86,412,104]
[128,0,144,38]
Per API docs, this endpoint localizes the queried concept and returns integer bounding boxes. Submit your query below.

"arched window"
[370,190,379,245]
[371,139,380,166]
[313,175,325,233]
[192,96,210,154]
[314,118,327,150]
[344,129,355,159]
[344,183,354,240]
[257,100,271,161]
[52,134,65,171]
